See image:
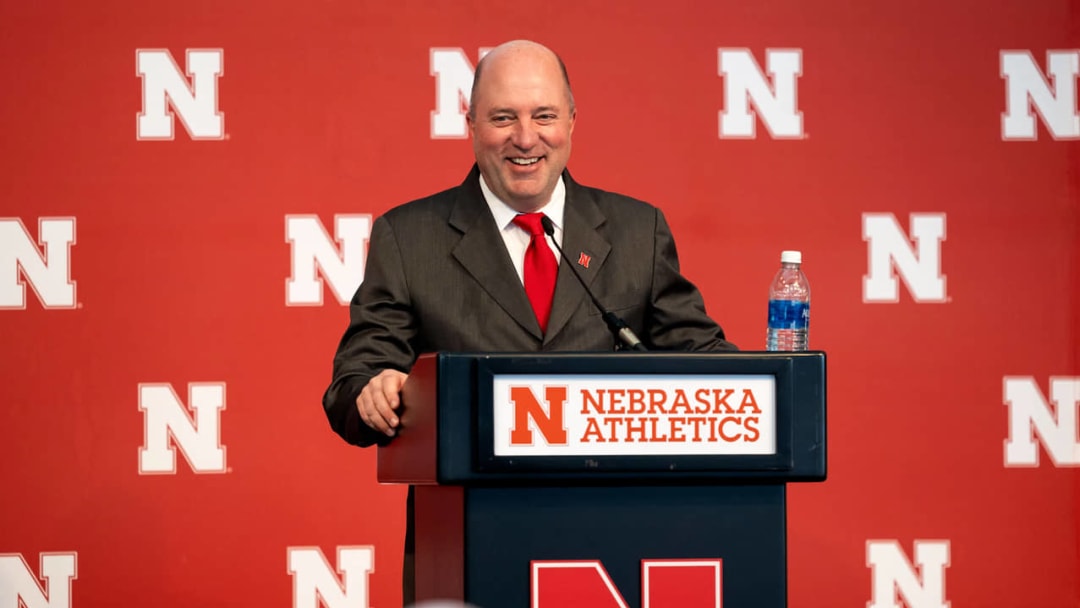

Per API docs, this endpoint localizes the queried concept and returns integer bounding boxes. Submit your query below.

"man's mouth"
[508,157,542,166]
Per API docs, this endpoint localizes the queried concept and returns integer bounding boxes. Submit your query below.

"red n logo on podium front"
[510,385,569,445]
[532,559,722,607]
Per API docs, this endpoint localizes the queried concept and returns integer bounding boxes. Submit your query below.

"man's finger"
[356,370,408,436]
[375,373,406,427]
[369,385,399,433]
[357,388,395,436]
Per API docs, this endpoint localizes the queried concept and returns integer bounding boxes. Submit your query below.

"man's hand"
[356,369,408,437]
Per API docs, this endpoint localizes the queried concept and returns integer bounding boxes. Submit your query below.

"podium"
[378,352,826,608]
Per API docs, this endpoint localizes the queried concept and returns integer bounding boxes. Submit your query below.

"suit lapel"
[544,174,611,344]
[449,168,543,340]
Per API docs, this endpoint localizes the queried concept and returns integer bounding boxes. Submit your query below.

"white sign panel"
[492,374,777,456]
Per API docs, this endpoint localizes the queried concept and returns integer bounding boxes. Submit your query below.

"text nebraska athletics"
[578,388,762,443]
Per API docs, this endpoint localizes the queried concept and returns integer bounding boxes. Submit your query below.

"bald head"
[464,39,577,212]
[467,40,575,121]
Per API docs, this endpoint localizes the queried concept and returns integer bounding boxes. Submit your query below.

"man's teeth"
[509,157,540,165]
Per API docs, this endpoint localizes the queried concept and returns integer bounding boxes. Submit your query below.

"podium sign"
[490,373,777,456]
[378,352,826,607]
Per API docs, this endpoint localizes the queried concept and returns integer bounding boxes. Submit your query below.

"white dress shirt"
[478,174,565,285]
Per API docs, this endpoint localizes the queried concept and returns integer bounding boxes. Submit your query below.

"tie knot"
[513,213,547,237]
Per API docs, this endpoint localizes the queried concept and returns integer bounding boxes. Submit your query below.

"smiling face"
[467,42,576,213]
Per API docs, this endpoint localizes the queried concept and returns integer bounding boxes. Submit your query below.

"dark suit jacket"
[323,165,736,448]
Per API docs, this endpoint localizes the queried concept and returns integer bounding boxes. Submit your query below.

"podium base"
[415,483,787,608]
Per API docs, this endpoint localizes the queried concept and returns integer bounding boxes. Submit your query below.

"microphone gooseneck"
[539,215,648,352]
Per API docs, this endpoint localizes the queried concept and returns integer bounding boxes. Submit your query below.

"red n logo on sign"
[532,559,722,607]
[510,386,568,445]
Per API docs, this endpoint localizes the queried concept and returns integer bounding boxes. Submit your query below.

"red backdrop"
[1,1,1077,606]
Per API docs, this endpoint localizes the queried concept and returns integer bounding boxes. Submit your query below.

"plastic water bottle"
[767,251,810,351]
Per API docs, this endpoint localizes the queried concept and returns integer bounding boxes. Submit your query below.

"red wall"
[1,1,1077,606]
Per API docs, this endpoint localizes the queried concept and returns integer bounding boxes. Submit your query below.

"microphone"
[540,215,648,351]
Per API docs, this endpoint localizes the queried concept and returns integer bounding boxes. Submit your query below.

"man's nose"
[511,119,540,149]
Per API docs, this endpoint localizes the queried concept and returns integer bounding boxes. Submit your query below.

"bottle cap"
[781,250,802,264]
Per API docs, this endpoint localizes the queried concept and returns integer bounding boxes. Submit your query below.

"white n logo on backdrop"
[866,540,950,608]
[136,48,224,140]
[0,553,77,608]
[430,47,493,139]
[1004,376,1080,466]
[138,383,227,474]
[0,217,76,310]
[1001,50,1080,140]
[287,546,374,608]
[718,48,804,138]
[862,213,947,303]
[285,215,372,306]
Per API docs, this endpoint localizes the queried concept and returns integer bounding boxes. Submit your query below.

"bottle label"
[768,299,809,330]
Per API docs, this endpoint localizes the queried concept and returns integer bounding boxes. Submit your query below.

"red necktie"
[512,213,558,333]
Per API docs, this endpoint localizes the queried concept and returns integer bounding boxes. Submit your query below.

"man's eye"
[492,116,513,124]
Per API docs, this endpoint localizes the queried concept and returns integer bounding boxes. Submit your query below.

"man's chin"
[502,180,545,202]
[488,172,555,210]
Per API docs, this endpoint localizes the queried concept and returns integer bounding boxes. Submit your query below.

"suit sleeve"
[322,214,420,447]
[646,209,739,351]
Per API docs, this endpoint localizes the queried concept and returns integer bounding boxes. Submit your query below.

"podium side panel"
[378,355,439,484]
[414,485,465,602]
[791,353,827,480]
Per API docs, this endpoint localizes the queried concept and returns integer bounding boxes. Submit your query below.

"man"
[322,39,736,602]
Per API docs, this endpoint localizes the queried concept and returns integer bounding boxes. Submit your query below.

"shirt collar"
[479,173,566,231]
